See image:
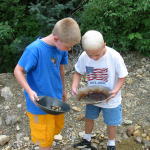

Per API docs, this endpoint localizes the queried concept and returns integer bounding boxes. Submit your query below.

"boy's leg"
[54,114,64,135]
[85,118,94,134]
[39,114,64,150]
[107,126,116,140]
[73,104,100,150]
[102,105,122,150]
[26,112,56,149]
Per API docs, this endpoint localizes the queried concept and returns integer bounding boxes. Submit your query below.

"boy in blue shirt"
[72,30,128,150]
[14,17,81,150]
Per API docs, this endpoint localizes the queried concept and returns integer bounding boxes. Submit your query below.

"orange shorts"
[27,112,64,147]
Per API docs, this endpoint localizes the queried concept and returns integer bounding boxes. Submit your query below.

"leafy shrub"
[0,0,40,73]
[0,0,85,73]
[78,0,150,55]
[29,0,82,36]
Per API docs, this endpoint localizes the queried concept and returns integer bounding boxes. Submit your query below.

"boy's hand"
[28,90,39,102]
[106,90,118,102]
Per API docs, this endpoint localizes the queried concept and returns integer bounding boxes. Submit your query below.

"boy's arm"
[109,77,126,100]
[60,64,67,101]
[14,64,39,102]
[72,72,81,95]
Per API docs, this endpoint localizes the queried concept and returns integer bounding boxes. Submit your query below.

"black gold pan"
[35,96,71,115]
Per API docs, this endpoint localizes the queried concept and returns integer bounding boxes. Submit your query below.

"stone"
[17,104,22,108]
[142,133,147,138]
[34,146,39,150]
[133,130,141,137]
[54,134,63,141]
[127,126,135,137]
[135,136,142,143]
[0,135,10,146]
[123,119,133,125]
[3,145,11,150]
[76,114,85,121]
[16,133,24,141]
[126,78,134,84]
[16,125,20,131]
[1,87,13,100]
[143,140,150,148]
[134,124,141,130]
[23,136,30,142]
[5,114,19,125]
[72,106,81,112]
[4,106,10,110]
[79,131,85,138]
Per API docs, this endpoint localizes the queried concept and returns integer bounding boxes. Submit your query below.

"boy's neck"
[41,34,55,46]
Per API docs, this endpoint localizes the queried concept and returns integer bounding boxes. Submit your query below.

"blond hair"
[82,30,104,51]
[52,17,81,45]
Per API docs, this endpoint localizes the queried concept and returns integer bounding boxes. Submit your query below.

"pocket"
[31,122,46,140]
[27,113,46,140]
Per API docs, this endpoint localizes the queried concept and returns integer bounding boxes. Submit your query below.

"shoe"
[107,146,116,150]
[73,139,97,149]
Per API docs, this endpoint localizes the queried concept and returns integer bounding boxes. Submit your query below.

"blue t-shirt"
[18,38,68,114]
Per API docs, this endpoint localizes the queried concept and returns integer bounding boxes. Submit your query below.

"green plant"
[78,0,150,55]
[29,0,83,36]
[0,0,40,73]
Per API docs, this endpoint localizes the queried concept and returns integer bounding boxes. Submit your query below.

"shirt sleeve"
[60,51,68,64]
[18,47,38,72]
[75,52,86,75]
[115,53,128,78]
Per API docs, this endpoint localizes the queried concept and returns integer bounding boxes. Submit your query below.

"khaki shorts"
[27,112,64,147]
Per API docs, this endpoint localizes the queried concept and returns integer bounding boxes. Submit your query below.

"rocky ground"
[0,52,150,150]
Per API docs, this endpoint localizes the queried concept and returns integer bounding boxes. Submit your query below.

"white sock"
[107,140,115,146]
[83,134,91,141]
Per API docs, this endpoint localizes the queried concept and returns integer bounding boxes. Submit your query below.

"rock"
[34,146,39,150]
[134,124,141,130]
[76,114,85,121]
[52,141,56,146]
[142,133,147,138]
[141,58,147,63]
[92,139,99,144]
[0,135,10,146]
[146,136,150,141]
[126,78,134,84]
[16,133,24,141]
[72,106,81,112]
[142,140,150,148]
[2,145,11,150]
[123,120,133,125]
[16,125,20,131]
[1,87,13,100]
[54,134,63,141]
[135,136,142,143]
[127,126,135,137]
[79,131,85,138]
[4,106,10,110]
[133,130,141,137]
[136,69,143,74]
[23,136,30,142]
[5,114,19,125]
[17,104,22,108]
